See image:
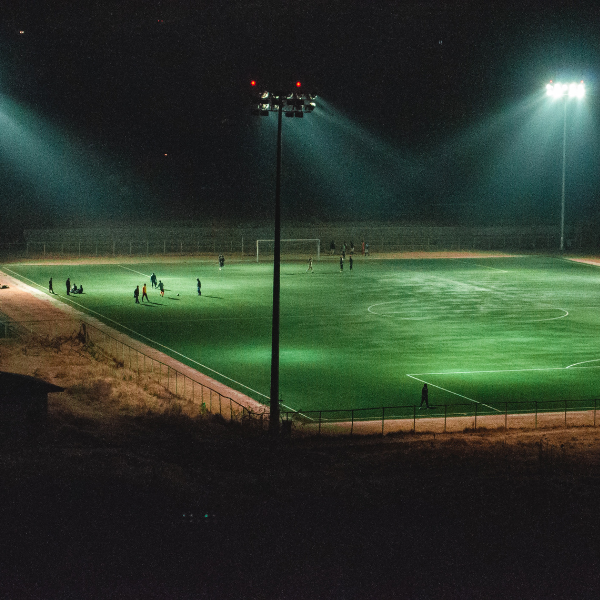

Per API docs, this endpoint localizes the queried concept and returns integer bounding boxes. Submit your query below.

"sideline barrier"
[3,317,600,436]
[81,321,263,422]
[281,399,600,437]
[1,316,265,423]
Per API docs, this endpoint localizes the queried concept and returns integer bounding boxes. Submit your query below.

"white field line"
[406,374,500,412]
[117,265,151,277]
[452,259,509,272]
[408,364,600,376]
[407,360,600,413]
[3,267,271,401]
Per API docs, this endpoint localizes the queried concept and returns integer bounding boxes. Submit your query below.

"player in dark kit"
[419,383,429,409]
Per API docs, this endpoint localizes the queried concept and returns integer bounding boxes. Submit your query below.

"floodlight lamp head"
[546,80,585,100]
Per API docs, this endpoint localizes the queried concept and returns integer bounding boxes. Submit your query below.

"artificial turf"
[4,254,600,414]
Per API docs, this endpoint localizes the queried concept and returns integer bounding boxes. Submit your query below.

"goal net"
[256,239,320,262]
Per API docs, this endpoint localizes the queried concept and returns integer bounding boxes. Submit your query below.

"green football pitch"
[4,255,600,415]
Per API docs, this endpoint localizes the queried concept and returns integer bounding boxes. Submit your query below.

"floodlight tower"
[250,80,316,436]
[545,80,585,252]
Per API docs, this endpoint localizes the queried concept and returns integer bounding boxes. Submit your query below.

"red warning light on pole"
[251,80,257,87]
[296,81,302,88]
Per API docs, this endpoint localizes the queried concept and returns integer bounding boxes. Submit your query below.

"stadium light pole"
[250,80,316,436]
[545,81,585,252]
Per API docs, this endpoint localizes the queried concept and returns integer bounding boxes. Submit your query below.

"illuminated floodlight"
[546,81,585,100]
[544,79,586,252]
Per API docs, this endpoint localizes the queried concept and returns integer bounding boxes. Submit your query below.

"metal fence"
[4,316,600,437]
[281,399,600,437]
[81,321,262,422]
[1,231,593,261]
[0,315,265,423]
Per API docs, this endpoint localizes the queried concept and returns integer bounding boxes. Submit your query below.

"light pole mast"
[546,80,585,253]
[250,80,316,436]
[270,98,283,435]
[560,98,567,252]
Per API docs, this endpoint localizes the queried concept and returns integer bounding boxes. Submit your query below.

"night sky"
[1,0,600,236]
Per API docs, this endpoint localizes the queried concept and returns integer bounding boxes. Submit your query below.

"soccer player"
[306,256,313,273]
[158,280,164,297]
[197,278,202,296]
[142,283,149,302]
[134,285,140,304]
[49,277,54,294]
[419,384,429,409]
[339,256,343,272]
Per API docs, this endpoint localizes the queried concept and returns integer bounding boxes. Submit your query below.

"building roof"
[0,372,65,402]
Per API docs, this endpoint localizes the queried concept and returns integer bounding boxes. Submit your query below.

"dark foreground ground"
[1,337,600,599]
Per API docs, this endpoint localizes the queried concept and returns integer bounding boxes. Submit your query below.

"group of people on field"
[329,239,369,256]
[135,274,164,303]
[53,277,84,296]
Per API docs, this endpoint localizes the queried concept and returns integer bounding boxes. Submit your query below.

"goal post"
[256,239,320,263]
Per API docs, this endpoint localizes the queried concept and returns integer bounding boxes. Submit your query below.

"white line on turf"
[117,265,150,277]
[567,359,600,369]
[406,374,501,412]
[3,268,270,400]
[453,259,509,272]
[408,364,600,376]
